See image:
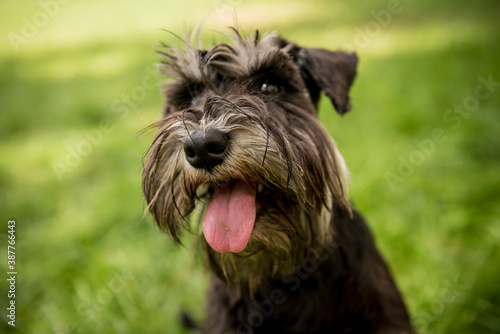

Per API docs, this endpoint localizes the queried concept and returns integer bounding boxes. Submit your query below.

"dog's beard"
[143,93,350,293]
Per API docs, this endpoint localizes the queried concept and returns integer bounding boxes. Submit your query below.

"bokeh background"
[1,0,499,333]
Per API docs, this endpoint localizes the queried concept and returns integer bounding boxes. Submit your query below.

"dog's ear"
[281,39,358,115]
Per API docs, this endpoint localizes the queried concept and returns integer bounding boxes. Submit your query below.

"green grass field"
[1,0,499,333]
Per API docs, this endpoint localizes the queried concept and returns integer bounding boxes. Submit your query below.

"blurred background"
[1,0,499,333]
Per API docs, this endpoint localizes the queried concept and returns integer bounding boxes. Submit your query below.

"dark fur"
[142,29,413,333]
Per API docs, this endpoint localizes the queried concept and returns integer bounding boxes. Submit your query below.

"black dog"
[142,29,414,333]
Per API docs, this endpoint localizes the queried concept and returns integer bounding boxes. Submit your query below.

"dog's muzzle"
[183,128,229,171]
[183,127,258,254]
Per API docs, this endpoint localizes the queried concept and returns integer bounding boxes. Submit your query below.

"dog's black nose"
[184,129,229,171]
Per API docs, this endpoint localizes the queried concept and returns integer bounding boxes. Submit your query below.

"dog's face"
[143,30,357,289]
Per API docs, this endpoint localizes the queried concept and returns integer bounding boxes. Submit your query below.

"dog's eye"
[260,83,280,94]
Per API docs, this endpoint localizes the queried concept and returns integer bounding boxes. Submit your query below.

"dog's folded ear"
[281,40,358,115]
[299,48,358,114]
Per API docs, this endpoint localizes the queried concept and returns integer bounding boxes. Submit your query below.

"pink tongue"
[203,181,256,253]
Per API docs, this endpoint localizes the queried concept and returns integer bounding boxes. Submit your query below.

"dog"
[142,29,414,333]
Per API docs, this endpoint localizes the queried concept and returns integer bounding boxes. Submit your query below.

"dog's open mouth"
[201,180,257,253]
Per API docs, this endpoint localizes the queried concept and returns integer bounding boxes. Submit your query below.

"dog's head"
[143,30,357,287]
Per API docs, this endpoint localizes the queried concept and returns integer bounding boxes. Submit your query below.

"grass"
[1,0,499,333]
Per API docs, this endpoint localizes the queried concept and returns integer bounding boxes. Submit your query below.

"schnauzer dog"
[142,29,413,333]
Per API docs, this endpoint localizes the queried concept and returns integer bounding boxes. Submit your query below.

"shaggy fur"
[142,29,413,333]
